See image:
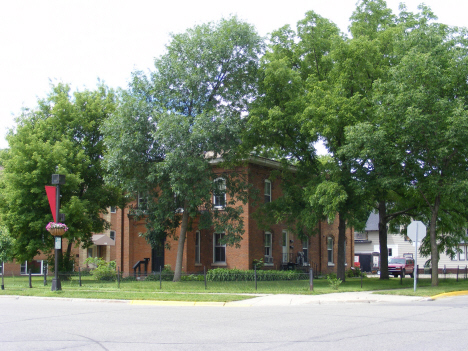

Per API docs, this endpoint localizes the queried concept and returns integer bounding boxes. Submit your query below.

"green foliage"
[0,83,122,262]
[103,16,263,281]
[346,268,362,278]
[145,265,174,281]
[0,227,15,263]
[327,274,343,290]
[84,257,117,281]
[252,258,264,269]
[206,268,308,281]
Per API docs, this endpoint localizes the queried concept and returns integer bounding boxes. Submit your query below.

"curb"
[430,290,468,300]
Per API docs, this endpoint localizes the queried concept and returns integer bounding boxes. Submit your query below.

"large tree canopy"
[370,15,468,285]
[0,84,122,265]
[103,16,263,281]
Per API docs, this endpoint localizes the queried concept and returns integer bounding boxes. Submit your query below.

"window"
[302,239,309,263]
[264,180,271,203]
[195,231,201,264]
[21,260,47,275]
[264,232,272,262]
[327,237,334,264]
[138,192,148,210]
[213,233,226,263]
[110,206,116,213]
[460,245,465,261]
[109,230,116,241]
[388,248,393,257]
[213,178,226,208]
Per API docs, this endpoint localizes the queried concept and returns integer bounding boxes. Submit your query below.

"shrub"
[84,257,117,281]
[252,258,264,269]
[145,264,174,281]
[327,274,342,290]
[206,268,308,281]
[346,267,362,278]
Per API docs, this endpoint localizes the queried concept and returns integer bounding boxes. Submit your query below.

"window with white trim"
[264,232,272,263]
[195,231,201,264]
[213,178,226,208]
[327,237,334,264]
[460,245,465,261]
[302,239,309,263]
[21,260,47,275]
[110,206,116,213]
[213,233,226,263]
[264,180,271,203]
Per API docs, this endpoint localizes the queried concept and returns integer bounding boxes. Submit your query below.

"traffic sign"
[407,221,426,242]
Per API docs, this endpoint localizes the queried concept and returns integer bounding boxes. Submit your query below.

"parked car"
[388,257,415,278]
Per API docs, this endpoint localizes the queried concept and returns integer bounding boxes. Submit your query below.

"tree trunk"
[173,202,189,282]
[378,201,389,280]
[430,196,440,286]
[337,212,346,282]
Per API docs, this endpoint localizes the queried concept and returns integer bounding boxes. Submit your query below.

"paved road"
[1,293,467,351]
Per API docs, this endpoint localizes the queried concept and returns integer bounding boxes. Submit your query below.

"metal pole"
[254,264,257,291]
[414,222,418,292]
[51,183,62,291]
[309,268,314,291]
[204,266,207,290]
[43,264,47,286]
[2,262,5,290]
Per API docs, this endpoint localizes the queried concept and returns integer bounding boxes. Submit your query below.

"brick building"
[103,157,354,276]
[2,157,354,277]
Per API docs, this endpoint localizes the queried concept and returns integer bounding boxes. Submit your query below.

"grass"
[1,274,468,301]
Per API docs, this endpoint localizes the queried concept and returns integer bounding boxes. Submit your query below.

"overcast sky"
[0,0,466,150]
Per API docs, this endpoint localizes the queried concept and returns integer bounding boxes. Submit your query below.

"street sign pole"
[414,222,418,292]
[407,221,426,292]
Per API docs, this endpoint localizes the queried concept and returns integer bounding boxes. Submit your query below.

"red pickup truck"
[388,257,415,278]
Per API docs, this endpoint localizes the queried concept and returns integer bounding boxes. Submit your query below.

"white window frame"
[213,233,226,263]
[327,237,334,265]
[195,231,201,264]
[459,245,466,261]
[264,180,271,203]
[110,206,116,213]
[264,232,272,264]
[21,260,47,275]
[302,239,309,263]
[213,178,226,209]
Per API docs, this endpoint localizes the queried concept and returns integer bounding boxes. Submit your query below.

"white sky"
[0,0,466,150]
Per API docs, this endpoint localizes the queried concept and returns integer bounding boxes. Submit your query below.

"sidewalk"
[225,291,430,306]
[3,290,468,307]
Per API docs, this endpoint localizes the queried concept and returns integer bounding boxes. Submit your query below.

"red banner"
[45,186,57,222]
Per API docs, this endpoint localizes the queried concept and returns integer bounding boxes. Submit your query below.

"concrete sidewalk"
[4,290,468,307]
[225,291,430,306]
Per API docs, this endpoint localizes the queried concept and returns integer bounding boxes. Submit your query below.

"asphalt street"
[1,292,467,351]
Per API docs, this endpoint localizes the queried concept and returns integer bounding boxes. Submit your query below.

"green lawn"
[1,275,467,302]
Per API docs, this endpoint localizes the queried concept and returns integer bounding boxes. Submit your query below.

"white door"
[282,231,288,263]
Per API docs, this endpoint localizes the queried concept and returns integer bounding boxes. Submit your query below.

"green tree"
[0,84,122,265]
[371,14,468,285]
[103,17,263,281]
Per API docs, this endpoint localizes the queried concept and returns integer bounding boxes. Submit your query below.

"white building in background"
[354,213,468,273]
